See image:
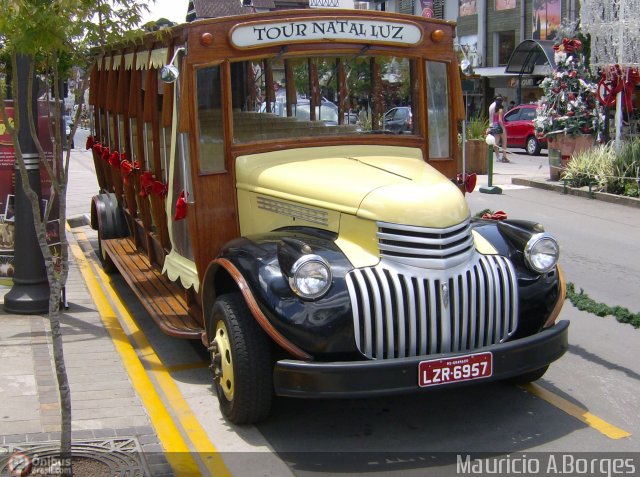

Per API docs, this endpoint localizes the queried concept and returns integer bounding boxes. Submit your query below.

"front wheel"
[526,136,541,155]
[207,293,273,424]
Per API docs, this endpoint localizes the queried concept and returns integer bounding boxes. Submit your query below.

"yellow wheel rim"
[214,321,234,401]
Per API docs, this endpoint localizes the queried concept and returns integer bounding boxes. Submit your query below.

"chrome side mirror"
[160,47,186,84]
[160,64,179,83]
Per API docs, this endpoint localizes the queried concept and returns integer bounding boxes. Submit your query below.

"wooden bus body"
[88,8,568,424]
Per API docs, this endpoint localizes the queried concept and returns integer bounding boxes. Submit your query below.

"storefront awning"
[505,39,556,75]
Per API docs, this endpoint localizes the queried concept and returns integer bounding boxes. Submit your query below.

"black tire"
[506,365,549,385]
[97,226,117,274]
[207,293,273,424]
[526,135,541,155]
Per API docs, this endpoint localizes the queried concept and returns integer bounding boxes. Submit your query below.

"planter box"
[548,134,594,181]
[464,139,488,175]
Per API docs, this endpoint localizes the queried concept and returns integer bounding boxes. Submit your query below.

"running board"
[101,237,203,339]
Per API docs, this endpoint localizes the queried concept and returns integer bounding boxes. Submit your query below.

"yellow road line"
[74,230,232,477]
[522,383,631,440]
[69,238,201,476]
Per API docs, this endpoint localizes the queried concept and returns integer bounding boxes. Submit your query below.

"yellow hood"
[235,145,469,228]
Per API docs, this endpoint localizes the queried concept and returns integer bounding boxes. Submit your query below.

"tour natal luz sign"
[230,18,423,49]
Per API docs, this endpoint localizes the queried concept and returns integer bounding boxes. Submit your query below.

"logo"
[8,452,33,477]
[441,283,449,308]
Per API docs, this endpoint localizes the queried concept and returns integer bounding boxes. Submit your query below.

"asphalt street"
[67,131,639,475]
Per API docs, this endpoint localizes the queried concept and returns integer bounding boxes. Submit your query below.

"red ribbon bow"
[101,147,111,162]
[482,210,508,221]
[92,142,103,154]
[108,151,121,168]
[86,135,95,150]
[151,180,168,198]
[139,171,155,197]
[120,159,140,185]
[174,191,187,221]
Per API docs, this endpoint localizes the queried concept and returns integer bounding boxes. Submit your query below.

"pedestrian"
[489,96,509,162]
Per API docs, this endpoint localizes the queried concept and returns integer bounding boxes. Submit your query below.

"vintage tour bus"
[87,6,569,424]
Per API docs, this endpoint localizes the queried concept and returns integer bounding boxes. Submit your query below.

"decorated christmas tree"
[535,38,603,137]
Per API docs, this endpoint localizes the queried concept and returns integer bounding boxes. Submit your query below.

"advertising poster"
[532,0,561,40]
[495,0,516,11]
[420,0,434,18]
[459,0,477,17]
[0,103,16,285]
[0,101,59,286]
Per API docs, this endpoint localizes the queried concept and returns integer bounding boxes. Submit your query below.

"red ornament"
[568,71,577,79]
[482,210,508,221]
[560,82,567,90]
[568,93,575,101]
[567,111,575,117]
[174,191,187,221]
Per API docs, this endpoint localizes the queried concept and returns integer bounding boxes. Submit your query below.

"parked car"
[503,104,546,155]
[64,116,75,149]
[382,106,413,133]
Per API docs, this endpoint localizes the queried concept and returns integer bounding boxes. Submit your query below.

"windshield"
[228,55,419,142]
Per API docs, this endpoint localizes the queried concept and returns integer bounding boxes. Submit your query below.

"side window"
[504,109,520,122]
[196,65,225,173]
[521,109,535,121]
[426,61,450,159]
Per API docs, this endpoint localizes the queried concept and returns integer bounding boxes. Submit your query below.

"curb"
[512,177,640,209]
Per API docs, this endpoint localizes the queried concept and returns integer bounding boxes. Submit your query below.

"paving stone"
[137,434,159,445]
[1,420,42,434]
[27,432,53,442]
[91,428,116,438]
[3,434,27,444]
[71,429,96,440]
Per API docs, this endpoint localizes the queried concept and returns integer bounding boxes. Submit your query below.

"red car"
[503,104,547,155]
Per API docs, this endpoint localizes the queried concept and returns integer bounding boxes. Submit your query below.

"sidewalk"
[0,143,172,476]
[473,148,640,208]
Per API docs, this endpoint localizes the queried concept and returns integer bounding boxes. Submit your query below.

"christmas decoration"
[535,38,603,138]
[174,191,187,221]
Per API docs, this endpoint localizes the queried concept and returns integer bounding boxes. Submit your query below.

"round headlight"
[524,233,559,273]
[289,255,332,300]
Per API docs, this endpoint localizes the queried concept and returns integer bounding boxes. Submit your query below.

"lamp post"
[4,54,49,314]
[479,134,503,194]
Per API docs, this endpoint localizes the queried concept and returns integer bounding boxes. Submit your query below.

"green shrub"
[612,138,640,195]
[563,143,616,190]
[466,114,489,140]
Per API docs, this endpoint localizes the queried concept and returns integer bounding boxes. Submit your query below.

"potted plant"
[463,114,489,174]
[534,37,603,180]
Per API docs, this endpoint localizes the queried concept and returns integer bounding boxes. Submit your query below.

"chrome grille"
[377,219,475,269]
[346,253,519,359]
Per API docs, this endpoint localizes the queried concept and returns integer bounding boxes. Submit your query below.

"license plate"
[418,352,493,387]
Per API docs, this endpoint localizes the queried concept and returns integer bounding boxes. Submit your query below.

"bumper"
[273,320,569,398]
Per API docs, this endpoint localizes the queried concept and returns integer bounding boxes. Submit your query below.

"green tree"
[0,1,149,475]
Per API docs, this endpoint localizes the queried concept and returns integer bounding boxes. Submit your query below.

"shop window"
[496,31,515,66]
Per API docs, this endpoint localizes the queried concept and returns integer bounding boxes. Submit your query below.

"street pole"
[479,134,502,194]
[4,54,49,314]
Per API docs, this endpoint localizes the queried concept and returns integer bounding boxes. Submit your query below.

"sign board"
[0,101,59,286]
[231,18,423,49]
[309,0,354,8]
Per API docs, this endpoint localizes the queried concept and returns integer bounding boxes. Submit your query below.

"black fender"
[90,192,129,239]
[202,228,359,360]
[472,218,563,338]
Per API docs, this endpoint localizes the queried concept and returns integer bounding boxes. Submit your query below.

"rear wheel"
[506,365,549,385]
[526,136,541,155]
[97,226,117,273]
[207,293,273,424]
